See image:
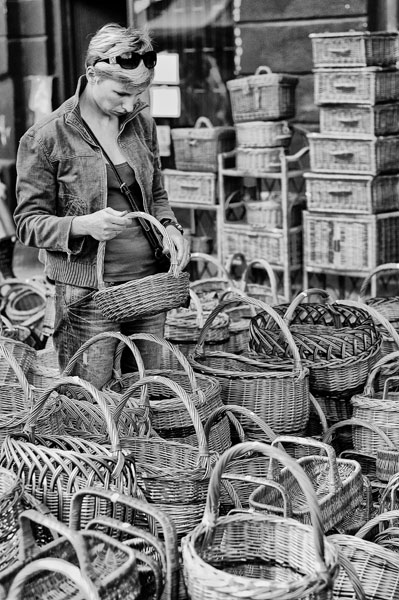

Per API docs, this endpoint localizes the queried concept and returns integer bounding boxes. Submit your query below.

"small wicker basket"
[235,120,292,148]
[94,212,190,321]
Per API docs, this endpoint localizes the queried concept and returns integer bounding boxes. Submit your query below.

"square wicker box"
[223,222,302,267]
[226,66,298,123]
[235,120,292,148]
[307,133,399,175]
[319,103,399,136]
[314,67,399,105]
[163,169,217,205]
[304,172,399,214]
[303,210,399,273]
[310,31,398,68]
[236,146,284,173]
[171,117,235,173]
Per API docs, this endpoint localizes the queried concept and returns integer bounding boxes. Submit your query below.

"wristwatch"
[160,218,184,235]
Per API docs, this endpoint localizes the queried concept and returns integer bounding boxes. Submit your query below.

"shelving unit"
[218,146,309,301]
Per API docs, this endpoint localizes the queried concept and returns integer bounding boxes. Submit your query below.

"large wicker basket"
[93,212,190,321]
[171,116,235,173]
[310,31,398,68]
[181,441,340,600]
[227,66,298,122]
[319,103,399,137]
[314,67,399,105]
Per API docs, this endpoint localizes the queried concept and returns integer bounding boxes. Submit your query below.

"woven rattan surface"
[182,441,339,600]
[360,263,399,327]
[94,212,190,321]
[314,67,399,105]
[235,120,292,148]
[163,168,217,205]
[320,103,399,137]
[310,31,398,68]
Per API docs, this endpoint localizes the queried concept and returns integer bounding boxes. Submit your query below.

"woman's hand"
[71,208,133,241]
[163,225,191,271]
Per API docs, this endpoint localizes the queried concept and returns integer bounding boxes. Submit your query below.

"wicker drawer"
[163,169,217,205]
[226,66,298,123]
[303,211,399,273]
[310,31,398,68]
[305,172,399,214]
[236,147,283,173]
[314,68,399,105]
[319,103,399,136]
[223,222,302,267]
[308,133,399,175]
[235,120,292,148]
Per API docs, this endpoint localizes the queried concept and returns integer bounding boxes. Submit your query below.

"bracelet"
[160,218,184,235]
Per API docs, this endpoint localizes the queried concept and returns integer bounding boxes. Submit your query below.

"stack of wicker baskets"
[304,31,399,286]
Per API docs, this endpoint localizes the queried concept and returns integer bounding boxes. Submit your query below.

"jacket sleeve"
[14,130,84,254]
[149,118,178,223]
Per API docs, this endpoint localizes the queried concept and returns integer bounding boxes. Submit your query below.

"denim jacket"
[14,76,176,288]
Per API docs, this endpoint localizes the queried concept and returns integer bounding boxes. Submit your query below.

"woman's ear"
[86,67,97,82]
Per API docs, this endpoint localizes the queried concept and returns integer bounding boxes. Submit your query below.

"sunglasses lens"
[117,55,141,69]
[143,51,157,69]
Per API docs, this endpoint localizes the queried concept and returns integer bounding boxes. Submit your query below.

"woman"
[14,23,190,388]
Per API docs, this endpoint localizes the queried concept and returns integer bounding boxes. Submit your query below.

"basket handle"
[0,344,34,407]
[194,116,213,129]
[165,287,205,331]
[69,487,179,600]
[5,557,100,600]
[203,404,277,445]
[355,509,399,544]
[112,332,203,424]
[111,375,211,465]
[336,299,399,348]
[202,441,328,569]
[270,435,343,493]
[193,292,305,373]
[361,350,399,396]
[24,376,125,479]
[242,258,279,305]
[382,376,399,399]
[359,262,399,299]
[190,252,233,282]
[96,211,180,289]
[224,252,247,285]
[322,418,396,451]
[283,288,331,325]
[18,509,95,578]
[245,478,294,518]
[254,65,272,75]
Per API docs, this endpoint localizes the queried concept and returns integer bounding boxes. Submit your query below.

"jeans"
[53,282,166,389]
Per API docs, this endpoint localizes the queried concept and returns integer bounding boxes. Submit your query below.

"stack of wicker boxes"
[304,31,399,289]
[223,66,303,273]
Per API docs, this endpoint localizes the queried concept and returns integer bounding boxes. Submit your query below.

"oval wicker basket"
[242,257,285,305]
[93,212,190,321]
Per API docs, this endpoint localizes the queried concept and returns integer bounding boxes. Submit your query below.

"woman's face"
[91,77,146,117]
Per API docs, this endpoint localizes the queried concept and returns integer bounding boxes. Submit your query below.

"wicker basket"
[0,467,26,572]
[308,133,399,175]
[242,258,284,304]
[189,294,310,435]
[310,31,399,68]
[236,146,284,173]
[163,168,217,205]
[227,66,298,122]
[70,487,179,600]
[249,435,363,533]
[181,441,339,600]
[223,222,302,267]
[189,252,239,310]
[314,67,399,105]
[93,212,190,321]
[0,508,141,600]
[235,120,292,148]
[303,210,399,274]
[320,103,399,137]
[1,278,47,329]
[305,172,399,214]
[360,263,399,330]
[249,289,382,397]
[171,116,235,173]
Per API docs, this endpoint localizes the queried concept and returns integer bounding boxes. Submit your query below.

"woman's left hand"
[163,225,191,271]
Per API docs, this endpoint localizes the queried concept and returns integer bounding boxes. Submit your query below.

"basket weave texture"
[171,116,235,172]
[163,168,217,205]
[235,120,292,148]
[310,31,399,68]
[314,67,399,105]
[181,441,339,600]
[93,212,190,321]
[227,66,298,122]
[319,103,399,136]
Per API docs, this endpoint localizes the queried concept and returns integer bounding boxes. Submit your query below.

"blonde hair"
[85,23,155,87]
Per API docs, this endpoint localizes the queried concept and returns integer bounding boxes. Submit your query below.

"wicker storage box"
[310,31,398,68]
[314,67,399,105]
[235,120,292,148]
[163,169,217,205]
[227,66,298,123]
[304,172,399,214]
[236,146,284,173]
[246,192,302,228]
[307,133,399,175]
[320,103,399,136]
[171,116,235,173]
[223,222,302,267]
[303,210,399,273]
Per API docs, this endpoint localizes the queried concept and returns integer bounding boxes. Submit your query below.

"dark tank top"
[103,162,157,281]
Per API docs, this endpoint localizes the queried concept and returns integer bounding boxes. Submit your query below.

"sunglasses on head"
[96,51,157,70]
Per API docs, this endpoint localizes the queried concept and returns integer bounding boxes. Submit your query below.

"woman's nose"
[121,97,136,112]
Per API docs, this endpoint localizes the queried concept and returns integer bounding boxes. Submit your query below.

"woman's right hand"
[70,208,133,241]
